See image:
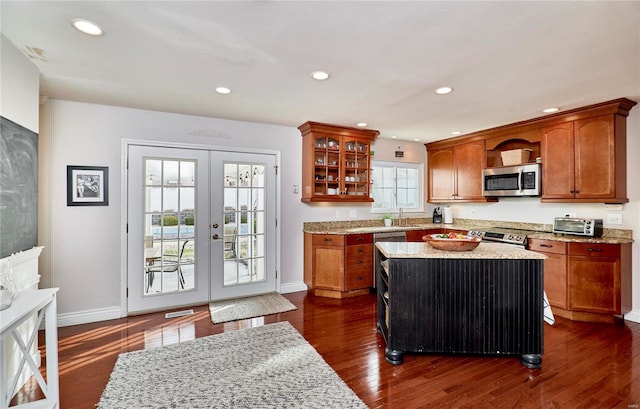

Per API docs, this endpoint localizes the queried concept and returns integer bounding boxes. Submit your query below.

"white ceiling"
[2,1,639,142]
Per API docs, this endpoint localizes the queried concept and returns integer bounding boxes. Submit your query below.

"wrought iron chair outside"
[146,240,189,291]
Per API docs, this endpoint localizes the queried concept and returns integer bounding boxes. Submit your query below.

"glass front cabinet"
[299,121,379,202]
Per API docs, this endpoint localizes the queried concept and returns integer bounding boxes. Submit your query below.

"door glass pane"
[144,158,197,295]
[223,161,267,287]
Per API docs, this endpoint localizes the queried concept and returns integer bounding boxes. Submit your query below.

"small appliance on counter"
[432,207,443,223]
[443,206,453,224]
[553,217,603,237]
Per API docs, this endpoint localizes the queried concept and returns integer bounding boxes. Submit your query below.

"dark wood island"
[376,241,547,368]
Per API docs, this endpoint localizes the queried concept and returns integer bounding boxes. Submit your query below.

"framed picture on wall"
[67,165,109,206]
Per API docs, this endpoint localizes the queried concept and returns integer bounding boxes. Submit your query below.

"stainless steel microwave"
[482,163,541,197]
[553,217,603,237]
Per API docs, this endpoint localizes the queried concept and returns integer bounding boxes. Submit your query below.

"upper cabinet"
[426,98,636,204]
[428,140,495,203]
[299,121,379,202]
[542,113,630,203]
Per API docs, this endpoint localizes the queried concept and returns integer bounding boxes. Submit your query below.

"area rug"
[98,321,367,409]
[209,292,297,324]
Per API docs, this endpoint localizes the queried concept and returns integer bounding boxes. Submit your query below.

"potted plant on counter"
[382,213,393,227]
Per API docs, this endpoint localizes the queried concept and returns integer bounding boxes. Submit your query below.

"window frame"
[370,160,424,214]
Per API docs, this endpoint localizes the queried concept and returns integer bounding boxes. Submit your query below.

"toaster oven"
[553,217,603,237]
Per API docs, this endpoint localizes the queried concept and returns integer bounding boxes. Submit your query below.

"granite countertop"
[303,218,633,244]
[376,241,547,259]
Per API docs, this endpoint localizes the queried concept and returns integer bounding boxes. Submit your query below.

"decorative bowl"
[422,234,481,251]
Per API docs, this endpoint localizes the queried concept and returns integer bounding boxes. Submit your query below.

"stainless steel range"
[467,228,528,247]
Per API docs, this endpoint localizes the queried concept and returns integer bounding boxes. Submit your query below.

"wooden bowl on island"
[422,234,481,251]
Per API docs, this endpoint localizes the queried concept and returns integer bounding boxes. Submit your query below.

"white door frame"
[120,139,281,317]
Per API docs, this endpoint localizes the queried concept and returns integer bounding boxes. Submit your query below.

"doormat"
[98,321,367,408]
[209,292,297,324]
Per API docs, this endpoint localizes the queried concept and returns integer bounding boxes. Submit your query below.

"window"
[370,161,423,213]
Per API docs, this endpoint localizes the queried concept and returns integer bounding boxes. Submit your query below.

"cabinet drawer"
[528,239,567,255]
[346,233,373,245]
[346,248,372,270]
[345,267,373,290]
[569,242,619,258]
[312,234,345,246]
[346,244,372,259]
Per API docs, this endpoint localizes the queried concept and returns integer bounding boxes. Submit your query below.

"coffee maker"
[432,207,443,223]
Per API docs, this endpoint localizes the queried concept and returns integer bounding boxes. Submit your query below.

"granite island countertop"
[376,241,547,259]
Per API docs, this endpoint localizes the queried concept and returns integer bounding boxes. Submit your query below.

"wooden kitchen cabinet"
[405,229,441,242]
[541,100,636,203]
[427,140,495,203]
[528,238,568,309]
[528,238,632,323]
[567,243,630,316]
[303,232,373,298]
[299,121,379,202]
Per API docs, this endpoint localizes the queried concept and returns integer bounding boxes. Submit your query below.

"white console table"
[0,288,59,409]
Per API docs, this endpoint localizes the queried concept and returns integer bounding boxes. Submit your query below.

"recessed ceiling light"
[356,122,368,127]
[311,71,330,81]
[451,131,463,135]
[413,138,421,142]
[215,87,231,95]
[391,135,398,139]
[543,107,559,113]
[71,18,103,36]
[435,86,453,95]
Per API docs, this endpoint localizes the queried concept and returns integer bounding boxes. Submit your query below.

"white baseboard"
[57,306,122,327]
[279,281,308,294]
[624,310,640,323]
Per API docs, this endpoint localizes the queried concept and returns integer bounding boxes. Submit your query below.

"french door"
[127,144,277,314]
[210,151,277,301]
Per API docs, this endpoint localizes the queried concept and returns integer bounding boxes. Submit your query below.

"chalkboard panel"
[0,116,38,258]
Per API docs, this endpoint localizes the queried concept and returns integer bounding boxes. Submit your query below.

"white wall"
[37,99,429,319]
[0,34,39,133]
[39,98,640,323]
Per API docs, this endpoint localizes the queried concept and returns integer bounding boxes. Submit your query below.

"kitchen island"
[376,241,547,368]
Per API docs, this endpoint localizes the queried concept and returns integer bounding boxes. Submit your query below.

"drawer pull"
[357,260,364,264]
[540,244,553,248]
[357,249,364,253]
[324,238,332,242]
[357,237,363,241]
[588,248,602,253]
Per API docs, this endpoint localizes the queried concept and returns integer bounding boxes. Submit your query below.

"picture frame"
[67,165,109,206]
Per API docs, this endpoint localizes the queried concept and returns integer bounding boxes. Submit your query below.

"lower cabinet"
[528,239,631,323]
[303,232,373,298]
[405,228,468,242]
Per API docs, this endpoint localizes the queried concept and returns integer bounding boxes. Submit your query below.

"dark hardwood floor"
[14,291,640,408]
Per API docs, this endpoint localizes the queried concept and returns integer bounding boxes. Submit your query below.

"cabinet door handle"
[357,249,364,253]
[588,248,602,253]
[540,244,553,248]
[357,259,364,264]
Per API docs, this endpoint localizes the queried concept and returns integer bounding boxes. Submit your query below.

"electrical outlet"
[336,210,341,218]
[470,208,476,217]
[349,209,357,218]
[292,185,299,194]
[606,213,622,225]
